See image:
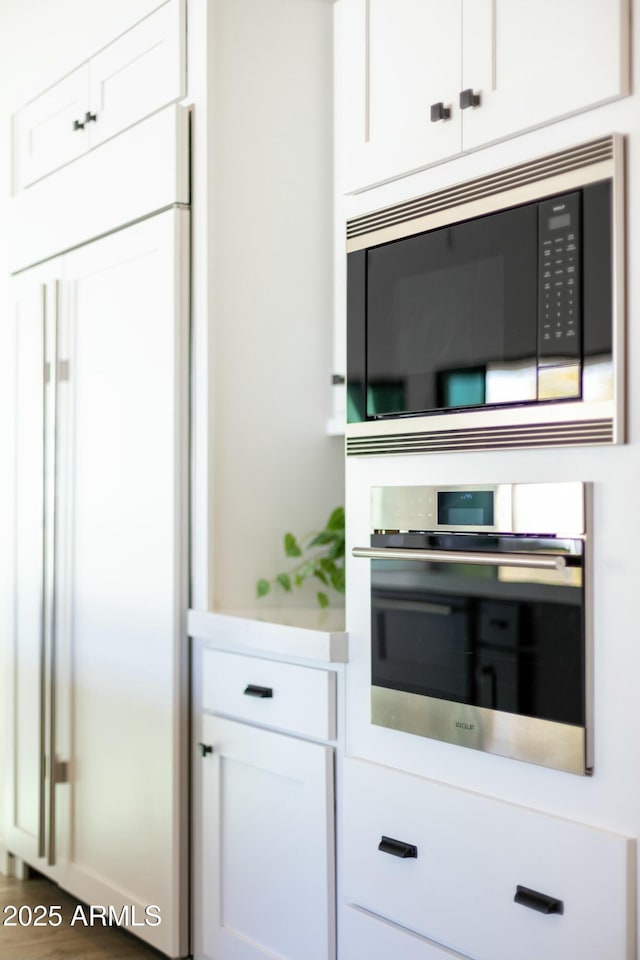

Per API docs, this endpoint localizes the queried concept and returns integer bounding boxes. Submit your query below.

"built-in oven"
[353,482,590,775]
[345,134,624,456]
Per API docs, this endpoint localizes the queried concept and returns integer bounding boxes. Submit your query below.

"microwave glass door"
[365,204,539,418]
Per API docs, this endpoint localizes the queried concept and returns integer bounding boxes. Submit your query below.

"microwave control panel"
[538,191,581,365]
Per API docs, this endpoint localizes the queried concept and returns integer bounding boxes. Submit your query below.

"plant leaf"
[320,557,336,574]
[276,573,292,592]
[309,530,336,547]
[284,532,302,557]
[256,579,271,598]
[317,591,329,608]
[330,568,346,592]
[327,506,345,531]
[328,537,345,559]
[294,573,305,588]
[314,569,329,586]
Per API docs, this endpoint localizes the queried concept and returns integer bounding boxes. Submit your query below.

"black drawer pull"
[197,742,213,757]
[514,885,564,915]
[378,836,418,859]
[244,684,273,699]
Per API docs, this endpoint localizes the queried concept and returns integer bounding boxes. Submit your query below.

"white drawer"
[343,759,633,960]
[341,905,470,960]
[202,649,335,741]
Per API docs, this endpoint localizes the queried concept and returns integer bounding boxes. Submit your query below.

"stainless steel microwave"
[346,135,625,456]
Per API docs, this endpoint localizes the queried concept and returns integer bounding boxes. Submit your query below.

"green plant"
[256,507,345,608]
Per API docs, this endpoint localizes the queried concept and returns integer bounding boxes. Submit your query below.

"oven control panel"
[370,482,586,537]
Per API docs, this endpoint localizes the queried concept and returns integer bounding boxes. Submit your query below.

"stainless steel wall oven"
[354,483,590,775]
[346,135,624,456]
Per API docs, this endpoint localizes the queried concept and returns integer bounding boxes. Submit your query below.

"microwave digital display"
[548,212,571,230]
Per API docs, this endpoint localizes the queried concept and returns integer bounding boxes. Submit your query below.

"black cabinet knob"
[514,885,564,915]
[430,101,451,122]
[459,88,481,109]
[378,835,418,859]
[84,111,98,124]
[197,742,213,757]
[73,119,85,131]
[244,684,273,699]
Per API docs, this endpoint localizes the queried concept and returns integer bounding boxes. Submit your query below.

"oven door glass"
[365,203,539,418]
[370,533,584,727]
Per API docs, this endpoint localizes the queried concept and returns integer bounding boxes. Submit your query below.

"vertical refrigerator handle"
[37,284,48,860]
[46,279,61,867]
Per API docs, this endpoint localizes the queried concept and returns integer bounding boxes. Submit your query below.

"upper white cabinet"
[336,0,629,192]
[461,0,629,151]
[88,0,184,148]
[13,68,89,188]
[336,0,463,191]
[13,0,185,190]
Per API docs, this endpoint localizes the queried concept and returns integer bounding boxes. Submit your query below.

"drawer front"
[343,759,633,960]
[341,905,470,960]
[202,649,335,741]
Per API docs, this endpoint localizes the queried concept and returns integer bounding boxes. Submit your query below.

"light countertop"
[187,606,348,663]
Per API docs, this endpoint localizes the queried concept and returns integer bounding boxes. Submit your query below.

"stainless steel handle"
[47,279,61,867]
[37,284,48,860]
[353,546,567,570]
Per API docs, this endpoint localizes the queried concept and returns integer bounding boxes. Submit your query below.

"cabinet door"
[14,68,89,189]
[337,0,462,192]
[196,715,335,960]
[52,209,189,958]
[462,0,629,151]
[88,0,185,148]
[6,262,61,874]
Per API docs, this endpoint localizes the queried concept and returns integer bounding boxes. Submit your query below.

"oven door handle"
[352,546,567,570]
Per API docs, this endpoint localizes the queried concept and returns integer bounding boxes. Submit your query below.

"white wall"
[208,0,344,610]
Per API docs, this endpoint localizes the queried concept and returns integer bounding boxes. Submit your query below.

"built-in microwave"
[353,482,590,775]
[346,135,624,456]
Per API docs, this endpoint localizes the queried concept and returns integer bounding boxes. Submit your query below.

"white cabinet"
[336,0,462,191]
[13,69,89,188]
[13,0,185,190]
[195,647,337,960]
[341,759,634,960]
[336,0,629,192]
[341,905,471,960]
[6,209,190,958]
[88,0,184,149]
[461,0,629,152]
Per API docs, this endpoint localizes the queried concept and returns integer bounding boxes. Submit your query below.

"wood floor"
[0,874,167,960]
